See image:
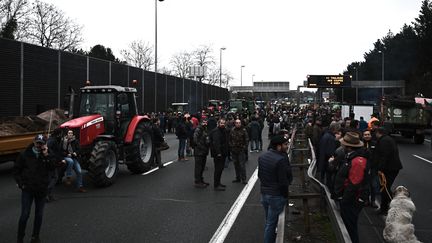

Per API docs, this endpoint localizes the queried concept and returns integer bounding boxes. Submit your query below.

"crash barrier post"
[306,139,352,243]
[288,130,321,233]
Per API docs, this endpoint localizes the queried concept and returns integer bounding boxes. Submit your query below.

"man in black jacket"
[210,118,229,191]
[374,127,403,215]
[14,134,63,243]
[258,135,292,243]
[193,119,210,188]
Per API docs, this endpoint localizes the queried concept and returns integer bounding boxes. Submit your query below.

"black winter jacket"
[210,127,229,158]
[258,149,293,198]
[374,134,403,171]
[13,145,57,196]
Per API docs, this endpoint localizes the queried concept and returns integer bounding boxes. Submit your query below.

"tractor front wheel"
[88,141,118,187]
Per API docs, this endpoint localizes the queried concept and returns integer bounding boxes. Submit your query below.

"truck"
[381,96,431,144]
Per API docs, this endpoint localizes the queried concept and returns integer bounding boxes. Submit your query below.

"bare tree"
[170,50,193,78]
[193,44,215,67]
[205,65,232,87]
[0,0,30,39]
[121,40,154,70]
[23,0,82,51]
[160,66,173,75]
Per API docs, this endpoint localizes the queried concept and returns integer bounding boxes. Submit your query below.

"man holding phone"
[14,134,62,243]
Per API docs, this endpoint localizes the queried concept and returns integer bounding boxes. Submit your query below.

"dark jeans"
[213,156,226,186]
[194,156,207,183]
[178,138,186,159]
[47,168,59,196]
[261,194,287,243]
[231,151,246,181]
[18,190,46,239]
[340,201,363,243]
[154,150,162,166]
[380,169,399,212]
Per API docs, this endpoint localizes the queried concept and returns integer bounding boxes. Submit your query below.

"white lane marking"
[142,160,174,175]
[209,167,258,243]
[413,154,432,165]
[425,139,431,143]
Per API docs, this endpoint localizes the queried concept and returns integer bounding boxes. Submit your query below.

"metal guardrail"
[306,139,352,243]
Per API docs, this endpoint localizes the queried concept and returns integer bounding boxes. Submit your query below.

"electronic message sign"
[307,75,352,88]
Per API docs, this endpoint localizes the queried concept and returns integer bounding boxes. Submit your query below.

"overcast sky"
[43,0,424,89]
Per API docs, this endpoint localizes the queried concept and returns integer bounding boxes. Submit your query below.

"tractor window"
[79,93,115,120]
[117,93,131,118]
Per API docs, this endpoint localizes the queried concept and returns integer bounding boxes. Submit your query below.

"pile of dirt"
[0,109,67,136]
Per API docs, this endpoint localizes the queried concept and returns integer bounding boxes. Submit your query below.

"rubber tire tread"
[125,121,154,174]
[88,141,118,187]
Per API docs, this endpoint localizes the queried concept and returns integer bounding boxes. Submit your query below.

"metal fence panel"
[89,58,109,86]
[0,38,21,116]
[60,51,86,113]
[23,44,58,115]
[111,63,128,87]
[143,71,155,112]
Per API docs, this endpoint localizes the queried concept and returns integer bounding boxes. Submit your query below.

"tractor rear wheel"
[125,121,154,173]
[88,141,118,187]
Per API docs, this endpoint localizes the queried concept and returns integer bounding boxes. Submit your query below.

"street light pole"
[240,65,245,86]
[353,66,358,81]
[379,50,384,97]
[154,0,164,112]
[219,47,226,87]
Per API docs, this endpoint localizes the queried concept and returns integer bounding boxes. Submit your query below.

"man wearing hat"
[14,134,63,243]
[334,132,370,243]
[258,134,293,243]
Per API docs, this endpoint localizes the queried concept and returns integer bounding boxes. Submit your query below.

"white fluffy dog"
[383,186,422,243]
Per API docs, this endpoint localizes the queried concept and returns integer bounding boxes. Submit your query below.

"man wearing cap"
[258,134,293,243]
[13,134,63,243]
[334,132,370,243]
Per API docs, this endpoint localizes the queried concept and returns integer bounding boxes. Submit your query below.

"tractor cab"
[79,86,138,136]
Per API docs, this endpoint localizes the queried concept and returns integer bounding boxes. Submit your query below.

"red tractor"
[59,85,154,187]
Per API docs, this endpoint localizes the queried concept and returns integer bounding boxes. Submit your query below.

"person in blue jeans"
[176,116,189,161]
[14,134,64,243]
[258,135,292,243]
[61,130,86,192]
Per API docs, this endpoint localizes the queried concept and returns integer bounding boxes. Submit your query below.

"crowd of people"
[301,106,403,243]
[12,102,405,243]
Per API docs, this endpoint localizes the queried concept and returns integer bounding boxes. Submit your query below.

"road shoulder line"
[209,167,259,243]
[413,154,432,164]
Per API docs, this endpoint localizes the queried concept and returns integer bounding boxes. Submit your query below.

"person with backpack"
[334,132,371,243]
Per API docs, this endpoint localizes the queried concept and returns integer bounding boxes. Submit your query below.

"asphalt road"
[1,132,431,243]
[0,132,269,243]
[358,135,432,243]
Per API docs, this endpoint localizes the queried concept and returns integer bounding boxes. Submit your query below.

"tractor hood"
[60,114,104,129]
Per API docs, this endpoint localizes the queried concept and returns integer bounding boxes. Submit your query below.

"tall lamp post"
[378,50,384,97]
[154,0,164,112]
[353,66,358,81]
[240,65,245,86]
[219,47,226,87]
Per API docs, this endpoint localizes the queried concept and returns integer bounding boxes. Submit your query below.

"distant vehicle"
[228,99,246,113]
[171,102,189,113]
[381,96,431,144]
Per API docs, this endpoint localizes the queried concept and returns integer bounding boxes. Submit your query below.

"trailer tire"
[125,121,154,174]
[88,141,118,187]
[414,134,425,144]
